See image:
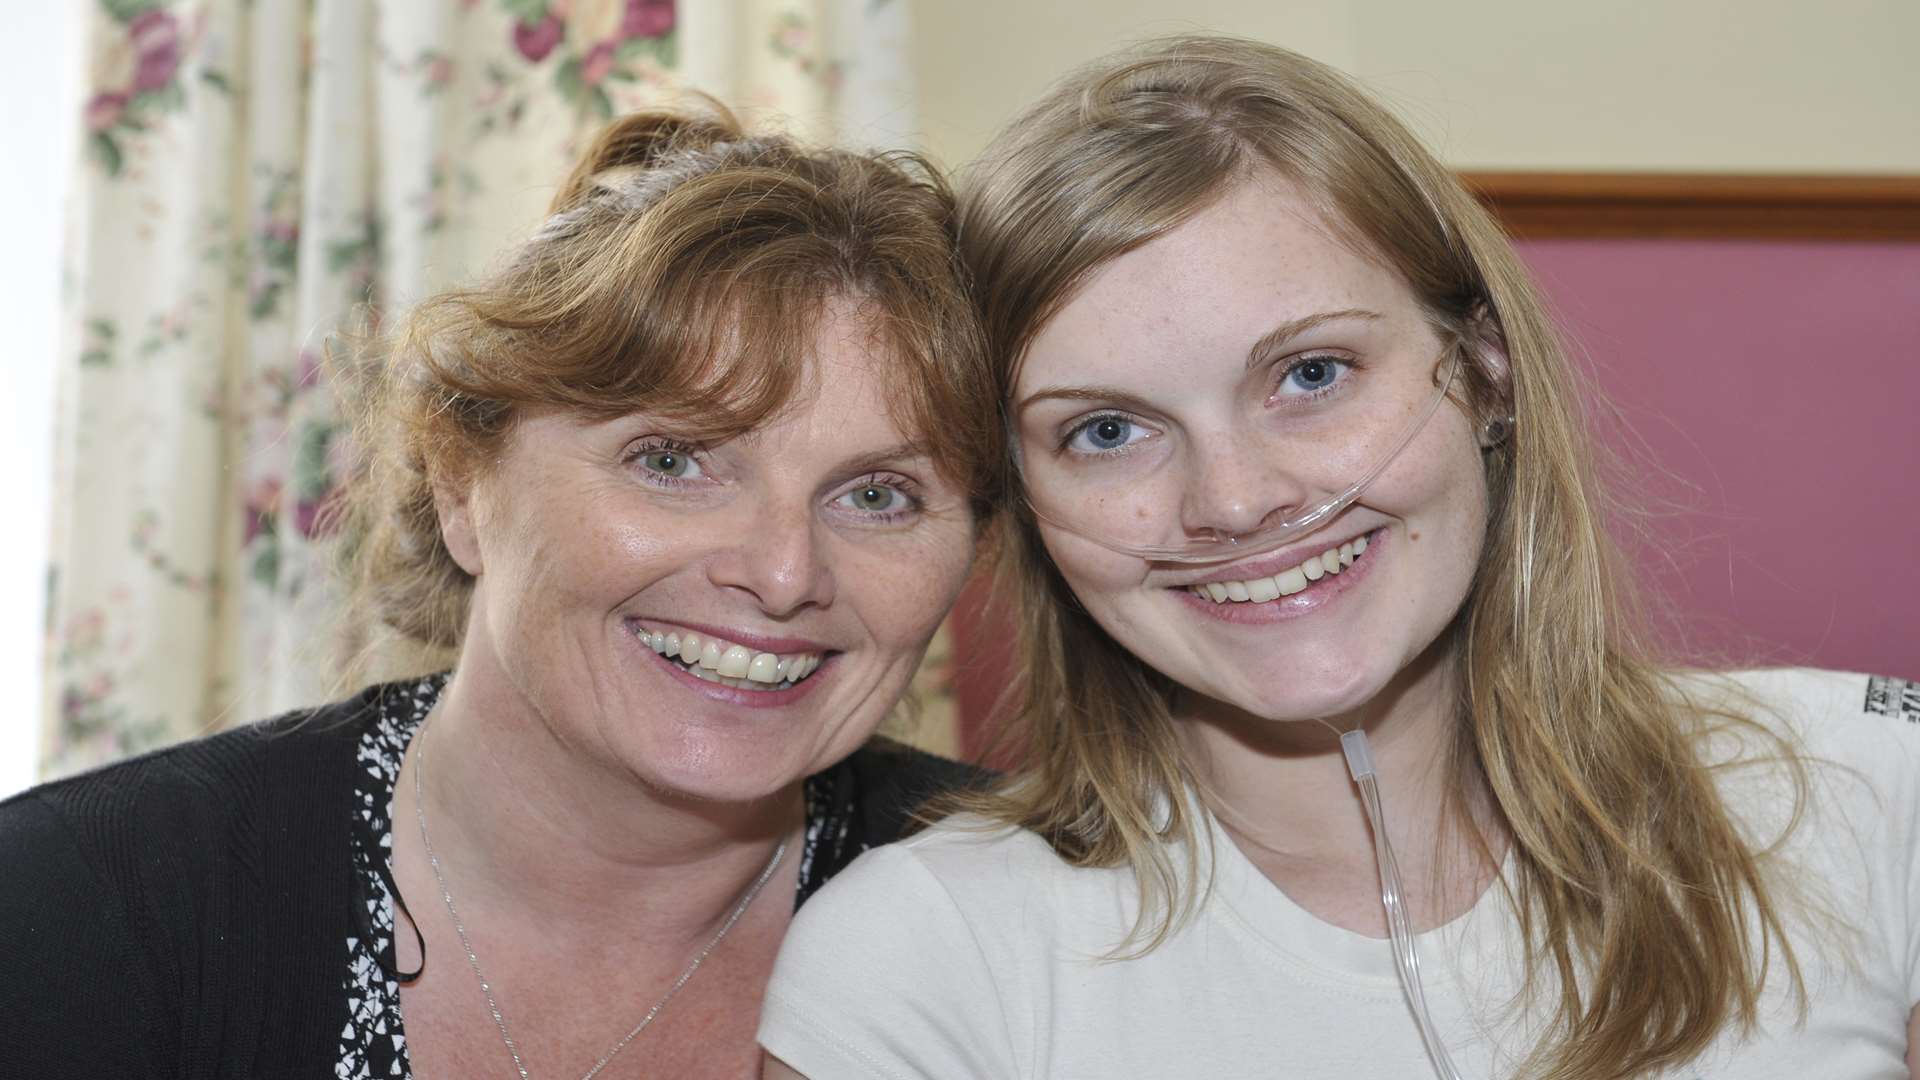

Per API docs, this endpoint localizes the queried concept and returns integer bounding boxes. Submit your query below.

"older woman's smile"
[628,618,830,693]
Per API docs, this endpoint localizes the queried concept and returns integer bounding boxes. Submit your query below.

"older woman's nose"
[706,500,837,617]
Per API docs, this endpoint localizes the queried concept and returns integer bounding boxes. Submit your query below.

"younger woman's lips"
[1172,527,1384,624]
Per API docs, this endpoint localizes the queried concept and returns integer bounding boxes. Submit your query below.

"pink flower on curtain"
[243,476,283,547]
[128,9,182,93]
[580,40,616,86]
[622,0,674,39]
[86,92,130,132]
[513,15,564,62]
[293,497,326,538]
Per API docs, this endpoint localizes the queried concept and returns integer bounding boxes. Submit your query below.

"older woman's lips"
[627,619,828,691]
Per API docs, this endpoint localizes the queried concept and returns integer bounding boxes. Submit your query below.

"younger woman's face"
[1012,176,1493,724]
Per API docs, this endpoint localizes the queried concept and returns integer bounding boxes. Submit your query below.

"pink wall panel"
[1516,239,1920,679]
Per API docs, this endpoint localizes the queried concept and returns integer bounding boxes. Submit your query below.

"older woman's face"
[450,297,975,802]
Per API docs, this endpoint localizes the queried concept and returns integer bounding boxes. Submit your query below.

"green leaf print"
[293,423,336,501]
[500,0,549,21]
[554,57,584,103]
[615,34,677,68]
[90,132,124,177]
[100,0,163,24]
[79,318,117,367]
[249,537,281,590]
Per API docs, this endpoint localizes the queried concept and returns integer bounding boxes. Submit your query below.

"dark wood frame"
[1459,172,1920,241]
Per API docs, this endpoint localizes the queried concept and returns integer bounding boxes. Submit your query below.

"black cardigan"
[0,681,980,1079]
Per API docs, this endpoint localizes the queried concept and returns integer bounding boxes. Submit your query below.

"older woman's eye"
[839,483,903,514]
[833,476,923,520]
[633,443,704,481]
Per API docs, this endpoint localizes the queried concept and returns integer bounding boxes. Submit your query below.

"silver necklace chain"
[410,715,789,1080]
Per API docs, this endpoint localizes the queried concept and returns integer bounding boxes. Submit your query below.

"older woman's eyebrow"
[1244,308,1383,370]
[836,442,933,474]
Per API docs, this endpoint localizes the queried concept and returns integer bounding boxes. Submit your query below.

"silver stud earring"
[1478,414,1515,449]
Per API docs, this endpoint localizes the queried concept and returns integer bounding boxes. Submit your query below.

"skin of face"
[436,295,978,805]
[1015,174,1496,729]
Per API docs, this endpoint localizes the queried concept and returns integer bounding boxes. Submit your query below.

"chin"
[620,727,815,806]
[1199,652,1395,725]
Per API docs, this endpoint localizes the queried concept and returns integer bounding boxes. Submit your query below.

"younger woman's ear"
[434,474,484,577]
[1467,301,1513,393]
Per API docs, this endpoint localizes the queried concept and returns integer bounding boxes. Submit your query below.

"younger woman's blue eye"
[1278,356,1348,396]
[1067,415,1143,453]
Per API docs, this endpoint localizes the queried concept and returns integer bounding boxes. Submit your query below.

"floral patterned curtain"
[42,0,944,779]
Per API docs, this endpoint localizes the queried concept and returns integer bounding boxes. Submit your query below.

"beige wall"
[911,0,1920,174]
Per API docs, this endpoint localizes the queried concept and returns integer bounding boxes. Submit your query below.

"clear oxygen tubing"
[1339,728,1467,1080]
[1021,346,1463,566]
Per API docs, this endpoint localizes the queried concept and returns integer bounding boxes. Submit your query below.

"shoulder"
[797,737,997,901]
[0,682,392,1065]
[1677,666,1920,901]
[0,683,395,919]
[1674,666,1920,773]
[795,814,1124,956]
[0,683,382,850]
[837,736,995,842]
[764,820,1071,1079]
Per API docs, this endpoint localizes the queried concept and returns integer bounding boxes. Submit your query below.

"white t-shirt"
[759,669,1920,1079]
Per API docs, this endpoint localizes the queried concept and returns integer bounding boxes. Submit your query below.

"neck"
[407,659,801,942]
[1177,635,1504,910]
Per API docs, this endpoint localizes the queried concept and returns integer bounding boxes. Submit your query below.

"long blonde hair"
[952,35,1805,1080]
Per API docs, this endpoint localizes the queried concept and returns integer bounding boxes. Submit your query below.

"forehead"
[763,299,921,445]
[1018,175,1424,391]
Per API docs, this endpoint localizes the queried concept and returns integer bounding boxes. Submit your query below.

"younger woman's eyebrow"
[1244,308,1382,370]
[1014,385,1160,417]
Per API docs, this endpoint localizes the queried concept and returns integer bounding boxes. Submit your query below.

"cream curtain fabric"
[42,0,948,778]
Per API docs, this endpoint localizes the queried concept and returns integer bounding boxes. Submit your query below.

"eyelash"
[623,436,704,488]
[834,472,927,524]
[1054,352,1355,457]
[624,441,927,524]
[1270,352,1354,401]
[1058,411,1147,455]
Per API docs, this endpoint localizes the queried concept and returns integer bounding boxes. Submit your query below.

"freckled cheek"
[1040,530,1146,598]
[839,536,975,653]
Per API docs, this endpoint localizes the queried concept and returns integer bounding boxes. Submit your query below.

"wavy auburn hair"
[951,35,1807,1080]
[331,102,995,668]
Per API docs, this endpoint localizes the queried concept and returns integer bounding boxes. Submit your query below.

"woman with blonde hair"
[0,104,996,1077]
[759,35,1920,1079]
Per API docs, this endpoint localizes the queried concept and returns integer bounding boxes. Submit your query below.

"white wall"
[912,0,1920,173]
[0,4,80,798]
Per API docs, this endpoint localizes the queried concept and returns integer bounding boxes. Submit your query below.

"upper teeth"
[637,626,823,687]
[1189,534,1368,604]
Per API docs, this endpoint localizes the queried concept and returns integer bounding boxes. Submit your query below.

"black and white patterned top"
[333,673,976,1079]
